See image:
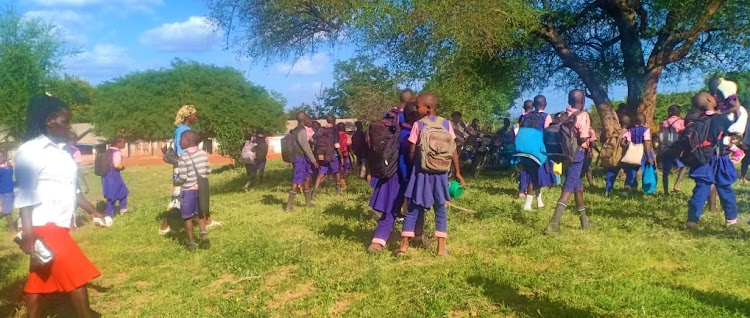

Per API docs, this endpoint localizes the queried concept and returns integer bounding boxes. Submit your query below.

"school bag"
[281,130,298,163]
[255,138,269,161]
[367,110,400,178]
[94,148,113,177]
[657,120,680,153]
[418,117,456,173]
[544,111,583,163]
[678,117,717,168]
[240,140,256,164]
[313,127,336,162]
[642,163,658,194]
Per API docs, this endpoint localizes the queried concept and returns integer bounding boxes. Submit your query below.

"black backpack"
[313,127,335,162]
[94,149,113,177]
[254,138,269,160]
[281,130,297,163]
[678,117,717,168]
[544,111,582,163]
[367,110,400,179]
[657,120,680,153]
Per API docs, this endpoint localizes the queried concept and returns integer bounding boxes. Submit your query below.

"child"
[685,92,739,228]
[517,100,534,198]
[712,78,747,164]
[337,123,351,190]
[397,93,466,256]
[660,105,688,193]
[65,132,105,227]
[368,102,428,252]
[243,130,268,191]
[514,103,547,211]
[101,136,129,227]
[176,130,212,251]
[621,113,656,194]
[528,95,555,209]
[545,89,592,235]
[582,127,600,187]
[0,151,14,232]
[313,115,343,196]
[286,112,319,211]
[604,114,631,196]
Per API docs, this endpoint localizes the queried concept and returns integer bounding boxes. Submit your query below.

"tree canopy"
[93,59,285,160]
[0,7,73,145]
[46,75,97,123]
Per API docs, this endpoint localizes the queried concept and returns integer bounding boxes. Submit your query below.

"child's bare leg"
[434,203,448,255]
[160,217,170,231]
[436,237,447,256]
[397,236,409,254]
[586,170,594,187]
[69,285,94,318]
[673,167,687,191]
[709,185,718,213]
[185,218,194,244]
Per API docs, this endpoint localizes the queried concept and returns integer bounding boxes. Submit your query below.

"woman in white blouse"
[15,94,100,318]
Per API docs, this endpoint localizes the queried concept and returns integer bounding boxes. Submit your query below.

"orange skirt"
[24,224,101,294]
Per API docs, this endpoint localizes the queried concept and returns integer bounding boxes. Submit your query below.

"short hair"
[111,136,126,145]
[326,114,336,124]
[337,122,346,131]
[668,105,682,117]
[400,89,414,102]
[451,111,462,118]
[181,130,200,147]
[522,100,534,111]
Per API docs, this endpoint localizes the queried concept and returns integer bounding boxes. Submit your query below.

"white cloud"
[24,10,90,44]
[63,44,134,83]
[25,0,162,7]
[140,16,221,53]
[275,53,329,76]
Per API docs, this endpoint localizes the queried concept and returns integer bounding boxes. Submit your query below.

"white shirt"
[14,135,78,228]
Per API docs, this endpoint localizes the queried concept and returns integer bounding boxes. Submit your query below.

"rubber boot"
[579,207,590,229]
[304,190,314,208]
[523,195,533,211]
[545,202,566,235]
[535,188,545,208]
[285,191,296,212]
[311,189,318,201]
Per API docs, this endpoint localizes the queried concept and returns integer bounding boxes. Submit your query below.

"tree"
[317,56,401,122]
[93,60,285,161]
[0,7,73,144]
[46,75,97,123]
[285,103,315,120]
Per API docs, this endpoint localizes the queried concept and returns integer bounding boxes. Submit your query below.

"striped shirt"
[177,147,211,190]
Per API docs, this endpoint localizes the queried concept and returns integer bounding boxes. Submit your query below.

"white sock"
[536,188,545,208]
[523,194,533,211]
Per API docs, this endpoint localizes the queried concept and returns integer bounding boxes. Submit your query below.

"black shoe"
[200,232,211,249]
[187,242,197,252]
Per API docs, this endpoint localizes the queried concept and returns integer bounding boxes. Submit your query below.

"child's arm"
[452,148,466,187]
[113,151,125,170]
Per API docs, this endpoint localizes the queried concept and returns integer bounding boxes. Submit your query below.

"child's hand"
[312,161,320,169]
[456,174,467,187]
[20,231,37,255]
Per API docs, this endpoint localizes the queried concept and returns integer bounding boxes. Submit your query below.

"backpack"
[418,117,456,173]
[657,120,680,153]
[255,138,269,160]
[313,127,335,162]
[281,130,297,163]
[367,110,400,178]
[241,140,256,164]
[351,131,367,156]
[544,111,583,163]
[678,117,717,167]
[94,148,113,177]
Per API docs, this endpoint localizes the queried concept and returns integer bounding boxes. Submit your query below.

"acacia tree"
[207,0,749,139]
[46,75,97,123]
[0,8,73,144]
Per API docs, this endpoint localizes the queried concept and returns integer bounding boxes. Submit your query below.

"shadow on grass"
[261,194,286,208]
[318,223,371,247]
[467,276,601,318]
[664,284,750,316]
[323,202,370,222]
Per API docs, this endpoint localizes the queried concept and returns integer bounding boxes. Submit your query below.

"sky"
[10,0,706,117]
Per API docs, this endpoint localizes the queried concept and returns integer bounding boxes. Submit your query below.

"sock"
[285,191,296,211]
[536,188,544,208]
[578,207,587,218]
[523,195,533,210]
[304,190,314,207]
[551,202,566,224]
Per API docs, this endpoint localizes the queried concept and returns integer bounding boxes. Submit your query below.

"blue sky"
[11,0,705,116]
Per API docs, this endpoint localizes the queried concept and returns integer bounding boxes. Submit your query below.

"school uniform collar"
[566,107,578,113]
[35,134,65,150]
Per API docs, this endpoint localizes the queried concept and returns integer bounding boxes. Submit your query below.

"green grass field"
[2,160,750,317]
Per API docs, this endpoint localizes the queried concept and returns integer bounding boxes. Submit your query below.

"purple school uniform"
[101,149,129,216]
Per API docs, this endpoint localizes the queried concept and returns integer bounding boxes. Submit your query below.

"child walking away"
[0,151,14,232]
[100,137,129,227]
[517,100,534,198]
[65,133,105,227]
[683,92,740,228]
[313,115,343,196]
[176,130,212,251]
[397,93,466,256]
[15,94,100,317]
[337,123,351,190]
[620,114,656,195]
[604,114,631,196]
[659,105,688,194]
[285,112,319,211]
[242,130,268,191]
[545,89,592,235]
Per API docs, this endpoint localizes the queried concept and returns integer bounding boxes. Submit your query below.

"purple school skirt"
[102,169,129,201]
[369,172,405,215]
[292,156,312,184]
[405,167,450,208]
[537,159,555,187]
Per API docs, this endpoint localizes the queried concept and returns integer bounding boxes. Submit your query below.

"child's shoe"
[206,220,223,228]
[159,226,171,235]
[726,219,738,226]
[104,216,113,227]
[199,231,211,249]
[92,217,104,227]
[187,242,197,252]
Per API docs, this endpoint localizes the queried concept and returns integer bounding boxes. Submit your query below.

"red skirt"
[25,224,101,294]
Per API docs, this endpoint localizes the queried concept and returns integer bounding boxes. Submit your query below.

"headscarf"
[174,105,197,126]
[24,94,69,142]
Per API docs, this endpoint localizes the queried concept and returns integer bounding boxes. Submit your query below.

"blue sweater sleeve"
[174,125,190,155]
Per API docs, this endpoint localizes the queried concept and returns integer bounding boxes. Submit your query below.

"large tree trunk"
[636,67,664,129]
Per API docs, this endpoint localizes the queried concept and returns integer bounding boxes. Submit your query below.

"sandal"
[437,249,451,257]
[393,250,407,257]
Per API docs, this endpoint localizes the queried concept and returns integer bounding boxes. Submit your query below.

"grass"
[2,160,750,317]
